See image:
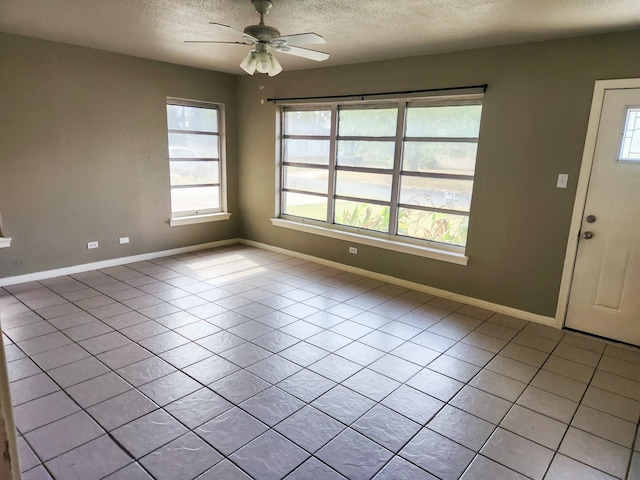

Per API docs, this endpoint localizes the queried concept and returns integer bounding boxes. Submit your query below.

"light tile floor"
[1,245,639,480]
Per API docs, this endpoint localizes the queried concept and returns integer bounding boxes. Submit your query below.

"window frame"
[277,94,483,262]
[166,97,230,226]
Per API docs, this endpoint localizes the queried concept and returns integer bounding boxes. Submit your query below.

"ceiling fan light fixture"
[240,51,258,75]
[254,50,271,73]
[268,53,282,76]
[244,49,281,76]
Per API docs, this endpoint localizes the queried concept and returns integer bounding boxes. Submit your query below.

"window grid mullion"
[283,135,331,141]
[388,101,406,235]
[282,188,327,198]
[169,158,219,162]
[280,111,287,217]
[404,137,478,143]
[398,203,470,217]
[171,183,219,189]
[336,136,396,142]
[284,162,329,170]
[335,166,393,175]
[400,171,475,181]
[167,129,218,136]
[334,195,390,207]
[327,105,338,224]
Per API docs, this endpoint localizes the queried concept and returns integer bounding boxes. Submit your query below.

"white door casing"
[560,79,640,345]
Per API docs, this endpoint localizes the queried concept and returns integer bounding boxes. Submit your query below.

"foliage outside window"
[280,96,483,249]
[166,99,225,218]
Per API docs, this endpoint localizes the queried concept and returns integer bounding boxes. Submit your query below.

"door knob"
[583,231,594,239]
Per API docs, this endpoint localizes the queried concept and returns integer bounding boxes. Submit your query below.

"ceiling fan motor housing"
[244,24,281,42]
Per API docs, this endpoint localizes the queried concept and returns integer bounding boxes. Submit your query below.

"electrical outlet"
[119,237,130,245]
[349,246,358,254]
[557,173,569,188]
[87,241,99,249]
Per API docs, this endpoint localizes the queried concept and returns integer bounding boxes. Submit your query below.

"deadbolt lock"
[586,215,597,223]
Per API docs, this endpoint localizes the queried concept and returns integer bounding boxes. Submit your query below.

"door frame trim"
[556,78,640,328]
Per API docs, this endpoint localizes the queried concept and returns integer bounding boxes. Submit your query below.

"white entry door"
[565,85,640,346]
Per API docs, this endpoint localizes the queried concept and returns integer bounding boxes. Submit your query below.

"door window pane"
[620,108,640,161]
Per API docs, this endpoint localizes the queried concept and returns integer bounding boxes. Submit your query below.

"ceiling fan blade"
[271,32,326,46]
[209,22,258,43]
[185,41,253,46]
[275,45,329,62]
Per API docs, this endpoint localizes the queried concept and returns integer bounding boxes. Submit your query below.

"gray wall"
[237,30,640,317]
[0,33,240,277]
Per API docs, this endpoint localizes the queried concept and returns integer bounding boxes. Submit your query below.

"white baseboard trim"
[240,239,557,328]
[0,238,241,287]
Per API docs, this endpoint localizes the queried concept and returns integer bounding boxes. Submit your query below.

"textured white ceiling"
[1,0,639,75]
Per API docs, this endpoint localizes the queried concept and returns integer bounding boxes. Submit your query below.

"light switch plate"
[557,174,569,188]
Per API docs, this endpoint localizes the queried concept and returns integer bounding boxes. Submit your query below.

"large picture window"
[166,98,226,222]
[279,95,483,252]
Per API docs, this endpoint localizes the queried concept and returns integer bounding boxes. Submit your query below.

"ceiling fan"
[186,0,329,76]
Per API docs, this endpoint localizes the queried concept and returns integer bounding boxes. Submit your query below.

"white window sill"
[271,218,468,265]
[0,237,11,248]
[170,212,231,227]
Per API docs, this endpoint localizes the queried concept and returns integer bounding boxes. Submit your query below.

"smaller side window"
[166,99,226,218]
